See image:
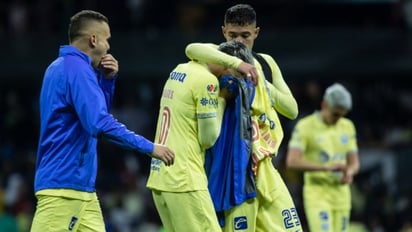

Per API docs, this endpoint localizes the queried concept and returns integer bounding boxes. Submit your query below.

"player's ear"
[321,100,328,109]
[254,27,260,39]
[89,34,97,48]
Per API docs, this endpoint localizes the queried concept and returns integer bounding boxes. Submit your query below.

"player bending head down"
[216,40,255,100]
[218,40,254,65]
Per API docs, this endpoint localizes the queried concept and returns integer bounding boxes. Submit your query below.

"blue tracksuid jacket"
[35,45,153,193]
[205,76,256,226]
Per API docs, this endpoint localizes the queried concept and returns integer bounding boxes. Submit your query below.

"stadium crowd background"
[0,0,411,231]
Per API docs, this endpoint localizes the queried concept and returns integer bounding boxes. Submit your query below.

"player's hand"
[150,143,175,166]
[100,54,119,79]
[237,62,258,85]
[340,167,354,184]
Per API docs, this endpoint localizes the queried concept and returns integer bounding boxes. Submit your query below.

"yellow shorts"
[30,193,105,232]
[152,190,221,232]
[304,185,351,232]
[223,198,258,232]
[223,157,303,232]
[304,206,350,232]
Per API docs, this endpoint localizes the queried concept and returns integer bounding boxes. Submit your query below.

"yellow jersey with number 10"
[147,61,222,193]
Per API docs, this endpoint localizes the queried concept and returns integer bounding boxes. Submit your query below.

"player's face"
[326,107,348,125]
[90,22,111,68]
[222,23,259,51]
[96,23,111,55]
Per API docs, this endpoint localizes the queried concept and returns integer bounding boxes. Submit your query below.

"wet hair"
[323,83,352,110]
[68,10,108,43]
[218,40,254,65]
[224,4,256,26]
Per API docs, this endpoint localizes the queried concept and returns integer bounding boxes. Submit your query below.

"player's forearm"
[266,64,298,119]
[286,149,330,171]
[274,92,298,119]
[346,154,360,176]
[185,43,242,69]
[266,80,298,119]
[287,159,329,171]
[198,116,222,149]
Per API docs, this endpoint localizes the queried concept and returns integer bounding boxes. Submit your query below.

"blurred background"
[0,0,411,231]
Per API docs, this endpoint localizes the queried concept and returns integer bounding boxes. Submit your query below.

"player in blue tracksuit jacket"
[31,10,174,232]
[34,45,158,193]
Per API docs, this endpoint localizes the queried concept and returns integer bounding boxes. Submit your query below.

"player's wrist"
[321,164,331,171]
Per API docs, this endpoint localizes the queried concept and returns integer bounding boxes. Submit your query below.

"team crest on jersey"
[234,216,248,230]
[340,134,349,144]
[207,84,218,94]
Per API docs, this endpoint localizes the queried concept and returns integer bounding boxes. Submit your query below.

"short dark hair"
[224,4,256,26]
[68,10,108,43]
[218,40,254,65]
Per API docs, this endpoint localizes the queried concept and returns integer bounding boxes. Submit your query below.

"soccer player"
[30,10,174,232]
[184,4,303,232]
[146,40,256,232]
[286,83,360,232]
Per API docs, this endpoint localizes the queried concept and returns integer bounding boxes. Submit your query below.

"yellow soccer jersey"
[288,111,358,209]
[249,58,284,160]
[288,111,358,185]
[147,61,222,192]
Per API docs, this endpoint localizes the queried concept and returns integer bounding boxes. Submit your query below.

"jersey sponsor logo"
[150,159,162,172]
[332,153,345,161]
[68,216,78,231]
[207,84,218,94]
[169,71,186,82]
[234,216,248,230]
[162,88,174,99]
[200,97,218,106]
[319,151,329,163]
